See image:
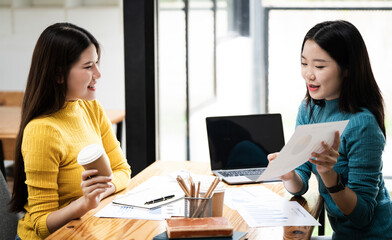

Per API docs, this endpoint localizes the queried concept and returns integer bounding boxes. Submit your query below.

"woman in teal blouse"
[269,20,392,239]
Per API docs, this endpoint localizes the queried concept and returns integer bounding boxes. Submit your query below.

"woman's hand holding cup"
[80,169,113,210]
[77,144,115,210]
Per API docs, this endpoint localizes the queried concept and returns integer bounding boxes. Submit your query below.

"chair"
[309,196,332,240]
[284,195,327,240]
[0,171,19,240]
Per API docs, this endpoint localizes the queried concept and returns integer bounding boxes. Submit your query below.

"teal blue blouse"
[293,99,392,240]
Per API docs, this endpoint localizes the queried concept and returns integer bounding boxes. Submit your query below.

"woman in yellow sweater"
[9,23,132,240]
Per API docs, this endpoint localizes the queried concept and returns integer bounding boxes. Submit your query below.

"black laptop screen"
[206,114,285,170]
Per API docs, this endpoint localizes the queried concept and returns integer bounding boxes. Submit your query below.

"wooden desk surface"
[47,160,321,240]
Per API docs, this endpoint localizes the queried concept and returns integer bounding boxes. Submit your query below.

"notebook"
[206,114,285,184]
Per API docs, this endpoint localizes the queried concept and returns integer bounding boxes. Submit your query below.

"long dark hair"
[10,23,100,212]
[302,20,385,136]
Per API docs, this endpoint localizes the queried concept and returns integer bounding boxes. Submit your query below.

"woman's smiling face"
[66,44,101,101]
[301,40,344,100]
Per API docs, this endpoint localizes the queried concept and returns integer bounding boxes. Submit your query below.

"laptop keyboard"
[217,168,265,177]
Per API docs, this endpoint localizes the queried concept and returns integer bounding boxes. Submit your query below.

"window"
[158,0,263,162]
[157,1,392,177]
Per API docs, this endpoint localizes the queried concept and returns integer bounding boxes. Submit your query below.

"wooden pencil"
[191,178,221,217]
[176,176,190,197]
[205,177,220,198]
[196,181,200,198]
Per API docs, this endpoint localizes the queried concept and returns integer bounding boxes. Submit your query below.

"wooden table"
[47,160,323,240]
[0,106,125,176]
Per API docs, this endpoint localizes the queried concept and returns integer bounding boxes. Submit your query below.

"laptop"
[206,114,285,184]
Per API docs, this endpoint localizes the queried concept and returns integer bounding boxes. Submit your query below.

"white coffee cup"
[77,144,112,177]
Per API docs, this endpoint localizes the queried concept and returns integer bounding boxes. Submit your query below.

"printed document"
[224,185,285,210]
[95,200,184,220]
[258,120,349,181]
[236,200,320,227]
[112,176,185,209]
[224,186,320,227]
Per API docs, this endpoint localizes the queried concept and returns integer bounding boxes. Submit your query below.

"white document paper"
[95,200,184,220]
[112,176,185,209]
[224,186,285,210]
[224,186,320,227]
[236,200,320,227]
[258,120,349,181]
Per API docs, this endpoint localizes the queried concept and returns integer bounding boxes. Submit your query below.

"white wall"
[0,2,125,111]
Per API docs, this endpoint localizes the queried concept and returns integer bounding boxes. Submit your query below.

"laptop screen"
[206,114,285,171]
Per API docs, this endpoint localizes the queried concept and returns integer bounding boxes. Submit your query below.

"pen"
[144,194,175,205]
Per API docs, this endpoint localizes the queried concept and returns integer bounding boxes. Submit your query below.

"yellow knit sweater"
[17,100,131,239]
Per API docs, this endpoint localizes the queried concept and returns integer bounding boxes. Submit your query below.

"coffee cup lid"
[77,144,104,165]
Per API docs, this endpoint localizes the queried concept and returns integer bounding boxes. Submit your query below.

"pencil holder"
[184,197,212,218]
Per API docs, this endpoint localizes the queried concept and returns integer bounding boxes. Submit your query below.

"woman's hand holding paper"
[267,152,295,181]
[309,131,340,175]
[267,152,303,194]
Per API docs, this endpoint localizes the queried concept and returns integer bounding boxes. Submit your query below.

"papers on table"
[95,200,184,221]
[112,176,185,209]
[95,173,225,220]
[258,120,349,181]
[95,173,320,227]
[95,176,185,220]
[223,185,283,210]
[236,200,320,227]
[224,186,320,227]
